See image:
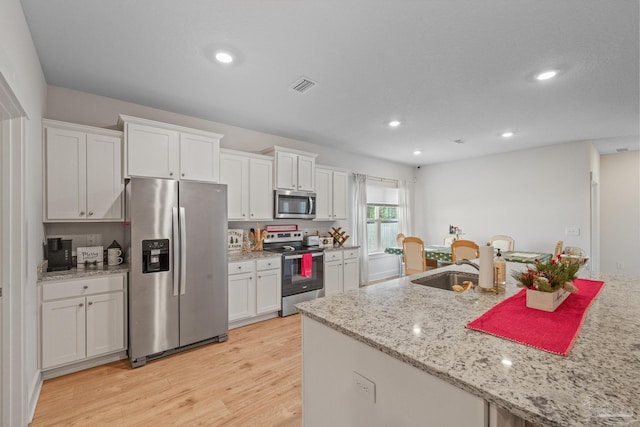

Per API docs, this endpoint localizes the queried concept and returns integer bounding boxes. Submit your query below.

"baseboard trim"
[28,372,42,423]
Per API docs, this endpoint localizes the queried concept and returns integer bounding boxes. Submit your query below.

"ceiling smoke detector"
[289,77,318,94]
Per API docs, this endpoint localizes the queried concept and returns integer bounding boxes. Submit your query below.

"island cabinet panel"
[302,317,487,427]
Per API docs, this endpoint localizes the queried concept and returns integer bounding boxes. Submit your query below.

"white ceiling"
[20,0,639,166]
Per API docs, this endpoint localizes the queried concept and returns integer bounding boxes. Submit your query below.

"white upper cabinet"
[265,146,317,192]
[126,122,179,179]
[315,166,349,221]
[44,120,123,222]
[119,115,222,182]
[179,132,220,182]
[220,149,273,221]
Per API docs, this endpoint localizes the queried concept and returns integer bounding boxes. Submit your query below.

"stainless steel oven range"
[263,232,324,317]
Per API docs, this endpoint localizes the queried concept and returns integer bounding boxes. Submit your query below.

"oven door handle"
[284,252,324,260]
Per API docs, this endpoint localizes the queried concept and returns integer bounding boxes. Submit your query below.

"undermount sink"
[411,271,479,291]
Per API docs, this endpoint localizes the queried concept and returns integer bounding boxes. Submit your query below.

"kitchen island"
[296,263,640,427]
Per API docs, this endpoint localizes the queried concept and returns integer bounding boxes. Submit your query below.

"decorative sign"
[228,229,243,253]
[77,246,104,266]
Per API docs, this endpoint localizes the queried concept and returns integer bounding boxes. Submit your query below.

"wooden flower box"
[526,287,570,312]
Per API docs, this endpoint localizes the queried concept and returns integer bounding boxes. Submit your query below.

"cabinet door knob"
[169,172,174,176]
[79,303,84,307]
[250,213,254,217]
[238,266,242,269]
[79,211,85,216]
[83,285,88,289]
[258,275,261,279]
[182,173,185,177]
[88,301,93,306]
[88,211,94,216]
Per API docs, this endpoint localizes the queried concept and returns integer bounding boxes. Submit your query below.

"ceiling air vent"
[290,77,318,94]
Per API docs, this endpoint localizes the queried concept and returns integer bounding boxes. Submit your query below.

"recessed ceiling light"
[214,51,234,64]
[413,150,421,155]
[388,120,402,128]
[501,131,514,138]
[535,70,557,81]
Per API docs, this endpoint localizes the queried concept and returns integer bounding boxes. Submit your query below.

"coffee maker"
[47,238,73,271]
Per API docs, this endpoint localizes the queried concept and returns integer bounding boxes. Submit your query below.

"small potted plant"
[512,258,580,312]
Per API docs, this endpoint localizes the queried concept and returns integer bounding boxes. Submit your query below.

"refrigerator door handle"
[179,206,187,295]
[172,207,180,297]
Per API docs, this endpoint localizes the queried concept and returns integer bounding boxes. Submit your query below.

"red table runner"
[466,278,605,356]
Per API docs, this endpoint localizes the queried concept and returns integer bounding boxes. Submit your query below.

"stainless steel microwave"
[274,190,316,219]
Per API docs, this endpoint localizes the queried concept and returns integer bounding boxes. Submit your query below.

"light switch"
[565,227,580,236]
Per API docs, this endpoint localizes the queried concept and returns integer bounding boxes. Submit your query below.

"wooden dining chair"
[450,239,480,262]
[402,237,427,275]
[553,240,563,260]
[489,235,514,252]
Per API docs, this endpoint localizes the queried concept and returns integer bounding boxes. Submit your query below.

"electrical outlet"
[616,262,624,270]
[565,227,580,236]
[86,234,102,246]
[353,371,376,403]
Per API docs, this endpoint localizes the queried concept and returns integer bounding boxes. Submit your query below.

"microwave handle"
[308,196,314,215]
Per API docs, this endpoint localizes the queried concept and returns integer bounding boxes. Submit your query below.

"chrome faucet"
[455,259,480,271]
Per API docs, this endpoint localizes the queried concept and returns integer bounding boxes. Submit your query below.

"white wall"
[414,141,593,254]
[600,150,640,277]
[0,0,47,424]
[46,86,414,181]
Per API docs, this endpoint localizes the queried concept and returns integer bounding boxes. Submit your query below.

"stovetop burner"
[265,246,323,255]
[263,231,323,255]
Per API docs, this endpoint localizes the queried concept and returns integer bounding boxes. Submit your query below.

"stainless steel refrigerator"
[125,178,228,367]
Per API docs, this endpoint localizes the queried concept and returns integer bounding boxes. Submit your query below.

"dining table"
[384,246,553,264]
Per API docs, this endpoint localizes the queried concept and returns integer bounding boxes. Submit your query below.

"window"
[367,204,398,253]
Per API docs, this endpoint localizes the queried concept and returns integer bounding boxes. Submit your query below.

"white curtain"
[352,173,369,286]
[397,179,412,237]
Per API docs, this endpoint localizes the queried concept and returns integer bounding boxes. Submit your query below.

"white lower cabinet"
[40,274,126,374]
[323,248,360,296]
[228,257,281,327]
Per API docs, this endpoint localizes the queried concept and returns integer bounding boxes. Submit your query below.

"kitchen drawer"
[229,260,255,275]
[343,249,359,260]
[324,251,343,262]
[257,258,280,271]
[42,274,124,301]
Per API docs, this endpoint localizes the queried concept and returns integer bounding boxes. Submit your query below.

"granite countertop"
[323,245,360,252]
[228,251,283,262]
[296,263,640,427]
[39,263,130,282]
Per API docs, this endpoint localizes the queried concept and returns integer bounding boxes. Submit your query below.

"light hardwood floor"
[31,314,302,426]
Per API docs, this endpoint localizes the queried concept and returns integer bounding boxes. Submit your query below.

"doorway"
[0,71,27,427]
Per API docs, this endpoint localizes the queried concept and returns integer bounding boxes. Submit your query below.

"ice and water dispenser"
[142,239,170,273]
